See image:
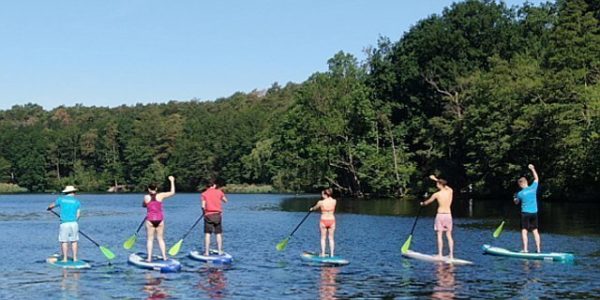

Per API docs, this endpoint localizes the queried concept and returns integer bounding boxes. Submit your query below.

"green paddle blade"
[168,239,183,256]
[493,221,505,238]
[401,235,413,253]
[100,246,116,260]
[123,234,137,250]
[276,237,289,251]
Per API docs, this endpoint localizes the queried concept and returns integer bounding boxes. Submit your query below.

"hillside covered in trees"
[1,0,598,201]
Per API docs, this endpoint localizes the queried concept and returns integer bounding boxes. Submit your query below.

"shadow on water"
[280,196,600,236]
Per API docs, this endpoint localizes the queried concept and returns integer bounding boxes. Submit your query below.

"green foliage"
[0,0,597,200]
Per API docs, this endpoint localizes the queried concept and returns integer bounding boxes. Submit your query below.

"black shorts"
[521,213,538,231]
[204,213,223,234]
[148,220,163,228]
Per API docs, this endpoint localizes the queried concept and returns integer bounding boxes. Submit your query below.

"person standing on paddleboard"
[514,164,541,253]
[202,180,228,256]
[144,176,176,262]
[310,188,337,257]
[420,175,454,259]
[47,185,81,262]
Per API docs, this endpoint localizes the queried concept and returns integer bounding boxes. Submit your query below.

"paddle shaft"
[134,217,146,234]
[408,205,423,236]
[49,209,101,247]
[288,210,312,238]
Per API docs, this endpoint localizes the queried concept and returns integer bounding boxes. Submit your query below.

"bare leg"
[72,241,78,262]
[436,231,444,257]
[61,242,68,262]
[156,222,167,260]
[216,233,223,255]
[328,225,336,257]
[532,229,541,253]
[319,223,327,257]
[521,229,528,252]
[204,233,211,256]
[445,231,454,259]
[146,222,155,262]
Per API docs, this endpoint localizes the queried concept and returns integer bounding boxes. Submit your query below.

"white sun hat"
[62,185,78,193]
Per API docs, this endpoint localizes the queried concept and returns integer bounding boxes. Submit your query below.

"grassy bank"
[0,183,28,193]
[222,184,275,194]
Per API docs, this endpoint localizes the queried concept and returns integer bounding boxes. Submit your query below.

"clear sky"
[0,0,542,110]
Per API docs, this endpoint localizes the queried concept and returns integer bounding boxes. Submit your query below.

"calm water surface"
[0,193,599,299]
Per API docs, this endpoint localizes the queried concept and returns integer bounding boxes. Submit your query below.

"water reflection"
[60,269,81,298]
[143,273,169,300]
[432,263,455,300]
[196,267,227,299]
[319,267,339,300]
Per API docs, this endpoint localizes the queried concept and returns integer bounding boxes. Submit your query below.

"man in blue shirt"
[47,185,81,262]
[514,164,541,253]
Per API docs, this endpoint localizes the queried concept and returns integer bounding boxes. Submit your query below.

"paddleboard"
[482,244,575,263]
[301,251,349,266]
[46,254,91,269]
[128,252,181,273]
[402,250,473,265]
[189,250,233,265]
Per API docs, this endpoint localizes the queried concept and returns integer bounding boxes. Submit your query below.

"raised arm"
[528,164,539,182]
[429,175,439,182]
[158,176,176,200]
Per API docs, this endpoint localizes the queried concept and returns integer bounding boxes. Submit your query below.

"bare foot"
[319,253,326,257]
[146,259,152,263]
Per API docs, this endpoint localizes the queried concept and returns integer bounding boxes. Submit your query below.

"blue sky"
[0,0,542,110]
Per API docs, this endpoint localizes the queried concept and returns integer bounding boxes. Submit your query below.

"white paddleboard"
[402,250,473,265]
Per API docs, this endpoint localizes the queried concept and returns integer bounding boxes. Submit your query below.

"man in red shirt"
[202,180,228,256]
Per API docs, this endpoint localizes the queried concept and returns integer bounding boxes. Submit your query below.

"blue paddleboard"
[482,244,575,263]
[128,252,181,273]
[46,255,91,269]
[189,250,233,265]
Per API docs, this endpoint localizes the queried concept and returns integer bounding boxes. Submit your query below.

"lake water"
[0,193,599,299]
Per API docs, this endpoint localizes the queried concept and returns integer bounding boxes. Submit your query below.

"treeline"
[0,0,598,201]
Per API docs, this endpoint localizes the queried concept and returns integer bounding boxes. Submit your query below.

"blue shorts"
[59,222,79,242]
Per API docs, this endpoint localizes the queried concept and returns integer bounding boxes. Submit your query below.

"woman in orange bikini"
[310,188,337,257]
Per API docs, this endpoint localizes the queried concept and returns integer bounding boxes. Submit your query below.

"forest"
[0,0,598,201]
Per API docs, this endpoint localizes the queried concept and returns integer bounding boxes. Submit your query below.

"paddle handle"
[288,210,312,238]
[48,209,100,247]
[181,212,205,240]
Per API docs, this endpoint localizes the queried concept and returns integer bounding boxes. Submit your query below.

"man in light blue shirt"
[514,164,541,253]
[47,185,81,262]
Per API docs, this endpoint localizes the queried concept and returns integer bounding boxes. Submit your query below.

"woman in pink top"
[143,176,176,262]
[310,188,337,257]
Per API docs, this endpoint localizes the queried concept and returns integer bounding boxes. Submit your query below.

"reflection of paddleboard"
[301,251,349,266]
[402,250,473,265]
[482,244,575,263]
[46,254,91,269]
[189,250,233,264]
[128,252,181,273]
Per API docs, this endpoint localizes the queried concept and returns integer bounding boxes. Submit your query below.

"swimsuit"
[320,205,336,229]
[146,194,164,227]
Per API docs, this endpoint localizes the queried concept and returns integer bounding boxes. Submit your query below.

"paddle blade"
[276,237,289,251]
[100,246,116,260]
[401,235,413,253]
[493,221,505,238]
[168,239,183,256]
[123,234,137,250]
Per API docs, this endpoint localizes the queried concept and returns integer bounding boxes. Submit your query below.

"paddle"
[401,205,423,254]
[168,212,205,256]
[276,210,312,251]
[123,218,146,250]
[492,194,517,238]
[49,209,116,261]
